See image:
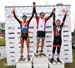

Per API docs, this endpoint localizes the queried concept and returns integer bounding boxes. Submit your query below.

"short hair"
[22,15,27,18]
[40,12,45,16]
[56,19,61,22]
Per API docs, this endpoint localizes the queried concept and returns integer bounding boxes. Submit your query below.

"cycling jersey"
[53,12,67,45]
[35,16,48,32]
[13,7,35,40]
[20,21,29,40]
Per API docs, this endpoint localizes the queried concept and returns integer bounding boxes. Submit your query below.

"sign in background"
[5,5,72,65]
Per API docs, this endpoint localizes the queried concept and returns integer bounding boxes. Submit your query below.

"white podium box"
[16,61,32,68]
[33,56,48,68]
[49,60,64,68]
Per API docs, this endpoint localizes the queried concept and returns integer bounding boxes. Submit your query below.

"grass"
[0,37,5,46]
[0,49,75,68]
[65,49,75,68]
[0,58,16,68]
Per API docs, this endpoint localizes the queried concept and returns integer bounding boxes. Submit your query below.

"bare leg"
[39,39,46,56]
[41,39,44,52]
[34,38,40,56]
[19,38,24,61]
[36,39,40,53]
[26,38,30,61]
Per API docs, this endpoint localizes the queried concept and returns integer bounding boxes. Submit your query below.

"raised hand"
[33,2,36,8]
[65,10,68,14]
[12,6,16,13]
[52,8,56,13]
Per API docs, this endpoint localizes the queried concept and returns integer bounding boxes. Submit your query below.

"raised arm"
[53,10,56,26]
[32,2,39,24]
[45,8,56,22]
[28,2,36,23]
[13,7,21,24]
[61,10,68,26]
[33,2,38,16]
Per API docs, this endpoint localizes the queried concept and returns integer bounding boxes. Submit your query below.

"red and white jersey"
[35,16,48,32]
[38,18,45,31]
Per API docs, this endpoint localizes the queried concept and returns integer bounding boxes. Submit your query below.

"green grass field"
[0,38,5,46]
[65,49,75,68]
[0,49,75,68]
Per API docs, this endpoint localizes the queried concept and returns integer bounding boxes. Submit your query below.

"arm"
[28,2,38,24]
[13,9,21,24]
[61,10,68,27]
[27,7,35,23]
[33,2,38,16]
[45,8,56,22]
[53,12,56,26]
[32,2,39,25]
[34,7,38,16]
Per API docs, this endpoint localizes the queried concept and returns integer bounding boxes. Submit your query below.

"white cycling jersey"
[38,18,45,31]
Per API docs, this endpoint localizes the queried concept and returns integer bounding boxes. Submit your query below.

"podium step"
[16,61,32,68]
[33,56,48,68]
[49,60,64,68]
[16,57,65,68]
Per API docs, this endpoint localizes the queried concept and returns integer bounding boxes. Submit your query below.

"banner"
[5,5,72,65]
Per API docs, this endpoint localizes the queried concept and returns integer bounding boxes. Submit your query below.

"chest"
[54,26,62,32]
[21,22,28,30]
[21,22,28,26]
[38,19,45,26]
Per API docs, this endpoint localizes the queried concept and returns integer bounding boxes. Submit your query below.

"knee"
[20,38,24,43]
[27,38,30,43]
[57,45,61,48]
[37,39,40,43]
[53,45,56,48]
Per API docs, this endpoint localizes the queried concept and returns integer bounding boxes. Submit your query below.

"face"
[40,12,45,19]
[22,16,27,21]
[56,20,61,26]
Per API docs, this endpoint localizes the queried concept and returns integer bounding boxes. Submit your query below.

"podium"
[16,61,32,68]
[33,56,48,68]
[16,57,65,68]
[49,60,64,68]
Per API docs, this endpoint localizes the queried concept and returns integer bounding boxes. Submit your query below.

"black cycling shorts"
[53,36,62,45]
[21,32,28,40]
[37,31,45,38]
